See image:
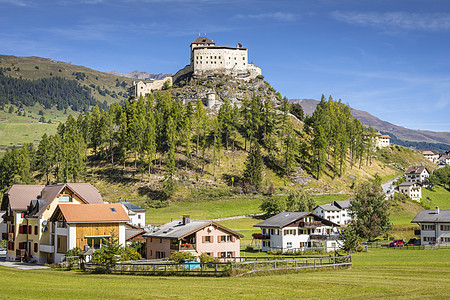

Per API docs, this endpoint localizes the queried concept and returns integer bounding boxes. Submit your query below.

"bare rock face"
[170,74,282,109]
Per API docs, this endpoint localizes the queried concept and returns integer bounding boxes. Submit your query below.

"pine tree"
[243,143,263,190]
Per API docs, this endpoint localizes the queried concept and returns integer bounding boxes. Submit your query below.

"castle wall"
[130,77,172,97]
[192,47,249,75]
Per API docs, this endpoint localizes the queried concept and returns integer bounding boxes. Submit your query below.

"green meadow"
[0,248,448,299]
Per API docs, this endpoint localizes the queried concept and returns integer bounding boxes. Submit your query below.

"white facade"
[129,77,172,98]
[419,223,450,245]
[405,167,429,183]
[376,134,390,148]
[314,201,352,226]
[397,183,422,201]
[120,201,146,228]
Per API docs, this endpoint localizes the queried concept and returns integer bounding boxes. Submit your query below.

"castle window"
[243,57,245,60]
[214,56,216,59]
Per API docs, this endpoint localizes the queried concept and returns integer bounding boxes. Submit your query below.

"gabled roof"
[316,204,338,212]
[397,182,420,187]
[405,166,428,175]
[2,183,103,214]
[333,200,351,209]
[411,209,450,223]
[191,36,215,46]
[2,185,45,211]
[254,212,338,228]
[51,203,129,223]
[144,219,243,240]
[126,228,146,241]
[120,200,146,213]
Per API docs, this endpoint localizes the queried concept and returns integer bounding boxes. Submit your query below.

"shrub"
[170,251,194,262]
[199,253,218,263]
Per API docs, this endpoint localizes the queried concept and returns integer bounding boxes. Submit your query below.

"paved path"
[381,176,400,198]
[0,257,49,270]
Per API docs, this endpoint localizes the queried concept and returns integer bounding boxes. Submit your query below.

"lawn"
[0,248,448,299]
[422,186,450,209]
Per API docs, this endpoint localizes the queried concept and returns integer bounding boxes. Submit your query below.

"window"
[34,225,38,235]
[28,225,32,234]
[59,195,70,202]
[220,235,233,242]
[422,225,435,231]
[138,215,141,219]
[284,229,295,235]
[424,237,436,242]
[34,243,38,252]
[262,241,270,247]
[441,225,450,231]
[287,242,292,248]
[160,238,162,243]
[204,236,211,243]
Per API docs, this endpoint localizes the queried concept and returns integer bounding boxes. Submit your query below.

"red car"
[389,239,405,247]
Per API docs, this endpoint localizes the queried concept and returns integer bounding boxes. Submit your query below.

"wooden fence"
[83,255,352,277]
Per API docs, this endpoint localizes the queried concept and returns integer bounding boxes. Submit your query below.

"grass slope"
[422,186,450,209]
[0,248,448,299]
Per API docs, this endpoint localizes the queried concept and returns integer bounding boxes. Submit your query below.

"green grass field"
[422,186,450,209]
[0,248,448,299]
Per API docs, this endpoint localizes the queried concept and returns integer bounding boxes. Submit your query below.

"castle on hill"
[130,37,261,98]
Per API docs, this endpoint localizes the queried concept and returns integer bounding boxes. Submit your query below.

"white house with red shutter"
[411,207,450,245]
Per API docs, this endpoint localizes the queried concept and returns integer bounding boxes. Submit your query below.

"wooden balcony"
[170,243,195,251]
[310,234,340,240]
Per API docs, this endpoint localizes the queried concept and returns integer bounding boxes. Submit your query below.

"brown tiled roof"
[379,135,390,138]
[191,36,215,45]
[55,203,129,223]
[405,166,427,175]
[3,185,45,211]
[36,183,103,217]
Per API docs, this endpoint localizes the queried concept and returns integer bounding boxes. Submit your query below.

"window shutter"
[19,226,23,234]
[35,226,38,235]
[202,236,206,243]
[284,230,287,235]
[232,251,235,257]
[34,243,38,252]
[218,236,221,243]
[231,236,235,242]
[210,236,214,243]
[28,225,32,234]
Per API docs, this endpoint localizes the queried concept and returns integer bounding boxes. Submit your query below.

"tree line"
[0,91,376,197]
[0,73,107,112]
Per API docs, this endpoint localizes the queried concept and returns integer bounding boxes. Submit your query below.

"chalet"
[253,212,341,253]
[420,150,440,163]
[125,223,147,258]
[144,215,243,259]
[119,200,146,228]
[411,207,450,245]
[314,200,351,226]
[2,183,104,264]
[396,182,421,201]
[405,166,429,183]
[49,203,129,263]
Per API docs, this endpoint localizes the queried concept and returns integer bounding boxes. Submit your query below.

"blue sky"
[1,0,450,132]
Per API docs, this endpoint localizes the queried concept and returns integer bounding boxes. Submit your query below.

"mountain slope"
[291,98,450,149]
[107,70,172,80]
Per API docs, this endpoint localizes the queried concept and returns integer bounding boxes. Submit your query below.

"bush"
[120,246,142,261]
[199,253,218,263]
[170,251,194,262]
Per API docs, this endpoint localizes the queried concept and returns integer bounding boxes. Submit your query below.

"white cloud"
[0,0,28,6]
[235,12,297,22]
[331,11,450,32]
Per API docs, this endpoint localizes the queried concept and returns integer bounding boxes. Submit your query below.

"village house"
[253,212,341,253]
[118,199,146,228]
[313,200,352,226]
[438,154,450,166]
[49,203,129,263]
[2,183,104,264]
[396,182,422,201]
[405,166,430,183]
[375,132,390,148]
[420,150,440,163]
[144,215,243,259]
[411,207,450,245]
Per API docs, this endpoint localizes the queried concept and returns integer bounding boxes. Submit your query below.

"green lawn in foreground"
[422,186,450,209]
[0,248,448,299]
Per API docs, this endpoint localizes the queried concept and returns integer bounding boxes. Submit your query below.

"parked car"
[406,238,421,246]
[389,239,405,247]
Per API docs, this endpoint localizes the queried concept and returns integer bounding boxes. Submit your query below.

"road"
[381,176,400,198]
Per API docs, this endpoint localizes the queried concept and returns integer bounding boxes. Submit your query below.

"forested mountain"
[0,73,106,112]
[291,98,450,151]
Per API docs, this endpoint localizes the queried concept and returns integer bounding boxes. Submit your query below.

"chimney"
[436,206,440,214]
[182,215,190,225]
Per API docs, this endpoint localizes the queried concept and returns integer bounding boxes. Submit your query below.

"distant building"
[405,166,430,183]
[396,182,422,201]
[375,132,390,148]
[314,200,352,226]
[119,200,146,228]
[411,207,450,245]
[129,77,172,98]
[420,150,440,163]
[438,154,450,166]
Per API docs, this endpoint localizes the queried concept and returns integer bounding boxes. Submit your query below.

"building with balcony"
[48,203,129,263]
[253,212,341,253]
[144,215,243,259]
[397,182,422,201]
[2,183,104,264]
[411,207,450,245]
[405,166,430,184]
